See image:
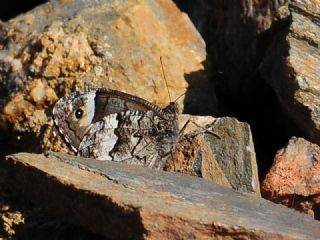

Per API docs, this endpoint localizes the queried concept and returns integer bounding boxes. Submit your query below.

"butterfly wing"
[78,110,178,169]
[53,88,179,167]
[91,88,170,122]
[53,88,166,150]
[53,91,97,151]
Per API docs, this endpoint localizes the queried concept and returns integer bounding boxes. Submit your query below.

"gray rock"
[205,117,259,195]
[170,115,260,195]
[260,0,320,144]
[6,152,320,240]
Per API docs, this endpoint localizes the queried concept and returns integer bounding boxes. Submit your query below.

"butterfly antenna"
[160,56,172,103]
[173,91,186,103]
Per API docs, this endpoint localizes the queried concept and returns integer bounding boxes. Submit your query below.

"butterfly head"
[163,102,179,117]
[52,90,96,151]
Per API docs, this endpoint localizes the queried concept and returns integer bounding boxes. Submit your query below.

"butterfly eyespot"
[75,109,84,119]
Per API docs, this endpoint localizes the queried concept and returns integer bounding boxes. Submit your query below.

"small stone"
[0,211,24,236]
[168,115,260,195]
[0,205,10,212]
[3,94,34,121]
[29,80,46,104]
[261,137,320,219]
[28,79,58,105]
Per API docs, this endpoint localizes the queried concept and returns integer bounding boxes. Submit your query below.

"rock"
[262,137,320,220]
[0,0,217,154]
[167,115,260,195]
[6,152,320,240]
[175,0,290,97]
[260,0,320,144]
[0,210,24,237]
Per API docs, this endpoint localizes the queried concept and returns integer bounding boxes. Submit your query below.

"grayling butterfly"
[52,88,179,169]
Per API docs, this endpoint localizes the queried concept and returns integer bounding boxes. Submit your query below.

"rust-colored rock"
[0,0,217,153]
[5,152,320,240]
[262,137,320,219]
[260,0,320,144]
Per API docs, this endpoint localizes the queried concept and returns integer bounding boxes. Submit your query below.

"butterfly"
[52,88,179,169]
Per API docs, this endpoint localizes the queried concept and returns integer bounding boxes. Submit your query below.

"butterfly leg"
[179,119,221,140]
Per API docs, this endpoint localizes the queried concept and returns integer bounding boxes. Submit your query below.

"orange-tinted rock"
[0,0,217,153]
[6,152,320,240]
[27,79,58,106]
[261,137,320,219]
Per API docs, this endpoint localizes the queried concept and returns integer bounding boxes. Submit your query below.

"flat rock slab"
[5,152,320,240]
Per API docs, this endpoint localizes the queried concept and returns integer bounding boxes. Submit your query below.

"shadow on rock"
[182,60,218,116]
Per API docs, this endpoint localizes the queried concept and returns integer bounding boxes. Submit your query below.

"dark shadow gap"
[174,1,304,181]
[0,0,48,21]
[215,74,304,180]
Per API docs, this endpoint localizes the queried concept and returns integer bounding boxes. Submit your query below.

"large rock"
[260,0,320,144]
[262,137,320,220]
[6,152,320,240]
[0,0,217,154]
[168,115,260,195]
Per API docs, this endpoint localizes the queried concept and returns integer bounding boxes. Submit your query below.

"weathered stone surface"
[6,152,320,240]
[0,0,217,154]
[168,115,260,195]
[260,0,320,144]
[262,137,320,220]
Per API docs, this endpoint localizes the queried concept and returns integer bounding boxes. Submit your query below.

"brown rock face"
[6,152,320,240]
[0,0,217,154]
[262,137,320,219]
[260,0,320,144]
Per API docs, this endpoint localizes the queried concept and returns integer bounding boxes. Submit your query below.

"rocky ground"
[0,0,319,239]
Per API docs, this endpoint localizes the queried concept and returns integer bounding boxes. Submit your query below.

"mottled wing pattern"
[78,110,178,169]
[53,88,179,169]
[92,88,171,121]
[52,91,97,151]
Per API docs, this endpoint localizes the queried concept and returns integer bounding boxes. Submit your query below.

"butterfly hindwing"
[78,110,177,169]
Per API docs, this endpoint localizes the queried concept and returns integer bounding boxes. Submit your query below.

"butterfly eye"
[75,109,84,119]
